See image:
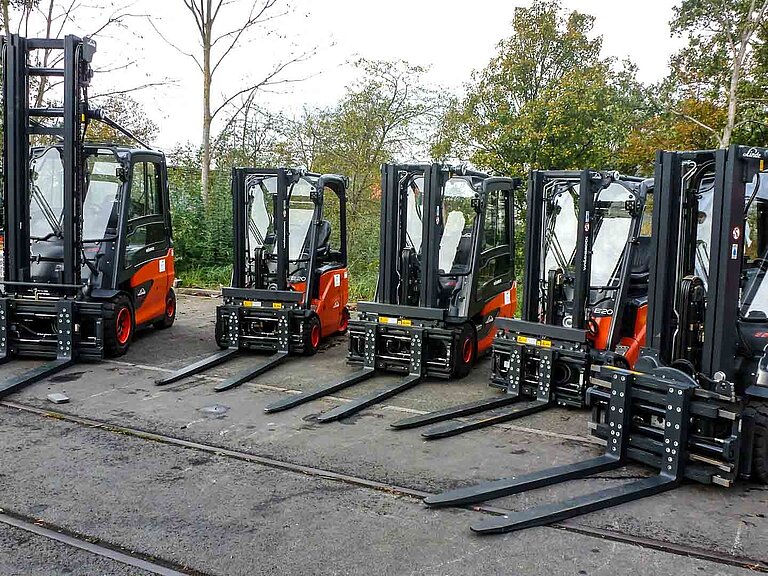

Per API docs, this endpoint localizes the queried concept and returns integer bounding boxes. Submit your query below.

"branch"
[211,0,281,76]
[90,79,177,99]
[146,16,203,72]
[669,108,719,135]
[211,48,314,119]
[182,0,205,37]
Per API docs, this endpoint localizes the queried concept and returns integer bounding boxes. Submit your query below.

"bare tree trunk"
[720,0,768,147]
[1,0,10,34]
[721,28,750,147]
[201,1,213,205]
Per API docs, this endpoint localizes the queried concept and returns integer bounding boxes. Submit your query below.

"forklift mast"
[376,163,517,320]
[2,34,95,293]
[230,167,348,308]
[0,34,176,399]
[644,146,768,391]
[263,163,520,422]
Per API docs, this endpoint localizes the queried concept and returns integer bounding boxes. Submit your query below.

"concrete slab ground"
[0,294,766,575]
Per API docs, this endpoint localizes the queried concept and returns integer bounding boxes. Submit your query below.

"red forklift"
[426,146,768,534]
[392,170,653,438]
[156,167,351,391]
[0,34,175,398]
[264,163,519,422]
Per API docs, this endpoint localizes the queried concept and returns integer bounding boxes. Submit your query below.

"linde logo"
[743,147,764,159]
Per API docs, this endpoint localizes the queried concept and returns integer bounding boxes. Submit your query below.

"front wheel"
[747,401,768,484]
[451,322,477,379]
[301,314,322,356]
[104,295,134,357]
[338,306,350,335]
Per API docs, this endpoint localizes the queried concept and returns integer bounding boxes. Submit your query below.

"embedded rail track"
[0,508,208,576]
[2,399,767,574]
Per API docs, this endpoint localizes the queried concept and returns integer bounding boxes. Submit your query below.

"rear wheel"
[301,314,322,356]
[104,295,134,357]
[338,306,350,334]
[747,401,768,484]
[451,323,477,379]
[154,288,176,329]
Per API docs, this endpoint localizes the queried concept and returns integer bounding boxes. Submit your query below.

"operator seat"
[628,235,652,296]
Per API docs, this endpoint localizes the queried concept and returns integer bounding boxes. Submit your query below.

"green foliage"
[663,0,768,146]
[177,265,232,289]
[168,145,233,279]
[161,0,768,300]
[432,0,647,177]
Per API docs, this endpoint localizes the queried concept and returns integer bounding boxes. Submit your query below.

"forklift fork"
[156,308,291,391]
[392,346,555,439]
[426,370,694,534]
[0,301,77,399]
[316,327,425,423]
[264,325,426,422]
[155,348,241,387]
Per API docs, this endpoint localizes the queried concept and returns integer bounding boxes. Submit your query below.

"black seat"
[627,236,651,298]
[315,220,332,259]
[629,236,651,283]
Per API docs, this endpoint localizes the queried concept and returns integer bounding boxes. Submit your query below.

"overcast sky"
[76,0,685,150]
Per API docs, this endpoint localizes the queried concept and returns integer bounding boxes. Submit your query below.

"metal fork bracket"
[315,328,425,423]
[234,305,297,354]
[0,298,10,363]
[0,300,77,399]
[55,300,75,360]
[263,323,379,413]
[589,366,740,485]
[467,376,694,534]
[217,305,241,350]
[492,329,590,409]
[213,309,292,392]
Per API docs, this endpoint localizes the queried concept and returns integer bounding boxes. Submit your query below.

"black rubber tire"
[301,314,322,356]
[338,306,350,335]
[104,295,134,358]
[154,288,177,329]
[747,401,768,484]
[451,322,477,379]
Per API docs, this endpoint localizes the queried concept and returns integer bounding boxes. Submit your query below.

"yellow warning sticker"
[272,302,283,309]
[243,301,258,308]
[517,335,551,347]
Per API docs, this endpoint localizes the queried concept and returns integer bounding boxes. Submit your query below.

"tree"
[431,0,646,177]
[669,0,768,146]
[307,59,444,213]
[156,0,312,205]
